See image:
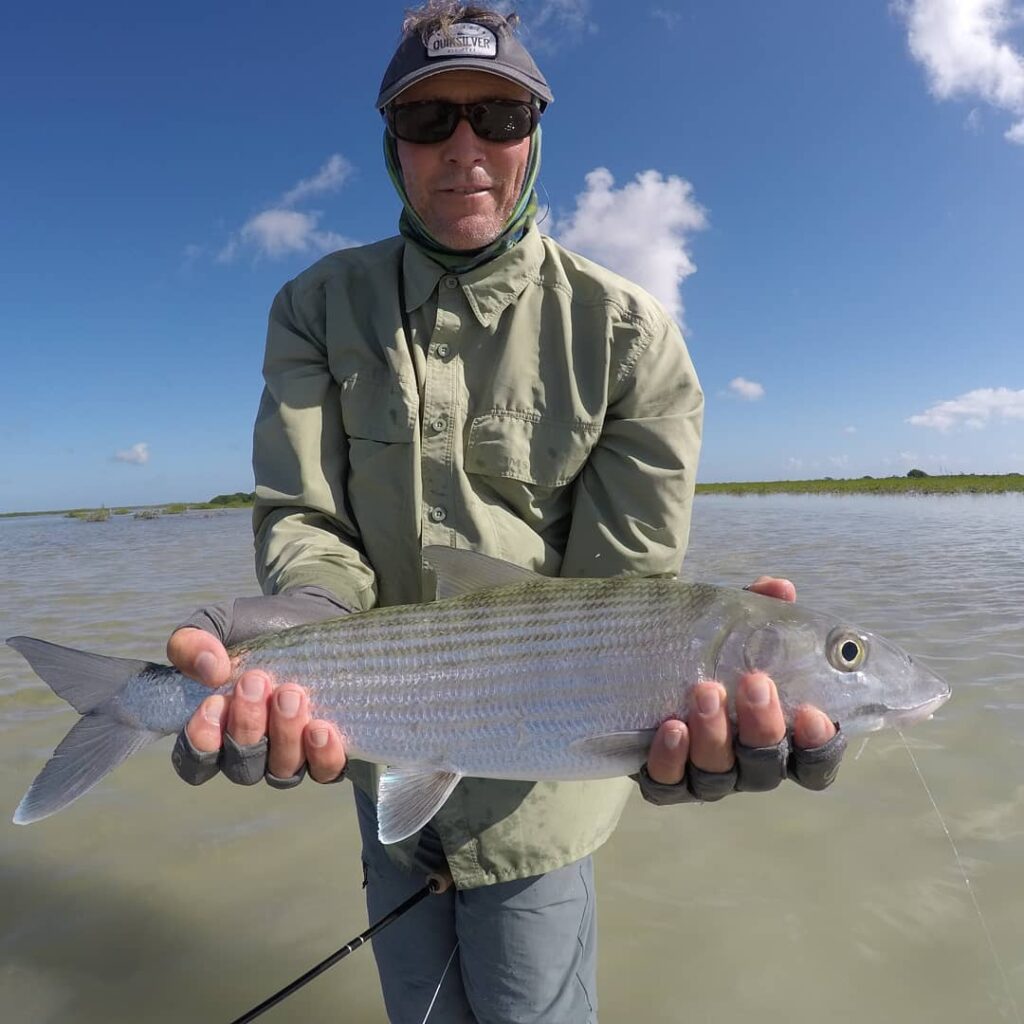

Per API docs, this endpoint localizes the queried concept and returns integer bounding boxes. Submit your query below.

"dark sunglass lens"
[393,101,458,143]
[469,102,534,141]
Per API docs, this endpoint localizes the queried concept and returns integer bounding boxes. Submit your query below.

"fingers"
[686,682,733,773]
[792,705,837,749]
[304,721,348,783]
[790,708,846,791]
[185,695,228,754]
[641,681,843,803]
[227,671,272,746]
[734,672,786,748]
[267,685,310,779]
[644,719,690,785]
[168,627,232,688]
[673,676,786,777]
[183,671,270,766]
[744,576,797,603]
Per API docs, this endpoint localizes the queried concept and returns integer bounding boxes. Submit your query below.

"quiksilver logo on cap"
[426,23,498,59]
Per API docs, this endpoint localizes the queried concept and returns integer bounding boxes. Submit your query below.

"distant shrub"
[208,491,255,507]
[69,507,110,522]
[907,468,928,478]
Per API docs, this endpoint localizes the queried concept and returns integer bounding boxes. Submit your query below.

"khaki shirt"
[252,224,703,888]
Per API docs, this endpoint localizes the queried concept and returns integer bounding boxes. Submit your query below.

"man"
[168,5,845,1021]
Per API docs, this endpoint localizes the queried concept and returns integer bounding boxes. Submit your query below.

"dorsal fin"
[422,546,545,600]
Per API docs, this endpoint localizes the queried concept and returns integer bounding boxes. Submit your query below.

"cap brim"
[377,62,553,110]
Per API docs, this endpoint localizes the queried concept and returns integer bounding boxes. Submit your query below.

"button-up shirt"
[251,224,703,887]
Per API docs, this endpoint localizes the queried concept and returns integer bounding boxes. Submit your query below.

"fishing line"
[535,179,551,228]
[898,729,1021,1024]
[228,869,453,1024]
[419,941,461,1024]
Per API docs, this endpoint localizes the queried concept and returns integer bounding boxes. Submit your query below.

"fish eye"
[827,629,867,672]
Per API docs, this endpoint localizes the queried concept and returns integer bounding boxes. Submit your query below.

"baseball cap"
[376,20,554,110]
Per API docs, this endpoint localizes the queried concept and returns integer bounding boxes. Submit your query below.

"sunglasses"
[387,99,540,144]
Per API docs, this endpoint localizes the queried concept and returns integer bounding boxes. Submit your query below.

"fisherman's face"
[393,70,533,251]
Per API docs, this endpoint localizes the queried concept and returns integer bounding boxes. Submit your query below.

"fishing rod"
[229,867,454,1024]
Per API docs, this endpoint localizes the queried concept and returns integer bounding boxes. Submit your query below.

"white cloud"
[180,243,205,273]
[897,0,1024,143]
[115,442,150,465]
[652,7,683,29]
[554,167,708,324]
[829,455,850,468]
[280,154,352,207]
[218,209,353,263]
[843,425,858,435]
[787,457,804,470]
[216,154,355,264]
[513,0,596,48]
[907,387,1024,430]
[728,377,765,400]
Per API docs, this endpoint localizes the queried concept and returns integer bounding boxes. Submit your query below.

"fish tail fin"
[7,636,160,824]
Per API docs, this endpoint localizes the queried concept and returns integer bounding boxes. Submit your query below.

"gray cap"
[376,20,553,110]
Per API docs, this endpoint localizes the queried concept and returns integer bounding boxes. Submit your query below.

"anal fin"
[376,765,462,845]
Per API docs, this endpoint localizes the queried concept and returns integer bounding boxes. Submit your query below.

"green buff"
[383,127,542,273]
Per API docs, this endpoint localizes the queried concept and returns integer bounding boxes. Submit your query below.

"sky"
[1,0,1022,513]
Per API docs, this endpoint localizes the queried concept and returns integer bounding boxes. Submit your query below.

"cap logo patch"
[426,23,497,59]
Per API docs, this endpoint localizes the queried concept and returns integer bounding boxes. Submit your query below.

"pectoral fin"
[568,730,658,762]
[376,766,463,845]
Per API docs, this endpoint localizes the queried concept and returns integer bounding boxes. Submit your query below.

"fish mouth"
[889,691,952,727]
[852,689,951,730]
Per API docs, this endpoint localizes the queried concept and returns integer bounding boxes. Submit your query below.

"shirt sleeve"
[251,278,379,610]
[559,314,704,579]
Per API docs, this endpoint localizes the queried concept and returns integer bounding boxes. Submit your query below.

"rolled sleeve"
[252,280,378,610]
[560,316,704,579]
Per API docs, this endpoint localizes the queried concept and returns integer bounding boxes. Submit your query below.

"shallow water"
[0,496,1021,1023]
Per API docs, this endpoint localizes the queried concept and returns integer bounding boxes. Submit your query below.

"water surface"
[1,496,1021,1022]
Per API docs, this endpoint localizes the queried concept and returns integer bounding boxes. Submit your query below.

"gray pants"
[355,788,598,1023]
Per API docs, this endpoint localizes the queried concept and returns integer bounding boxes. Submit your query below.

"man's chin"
[429,216,504,253]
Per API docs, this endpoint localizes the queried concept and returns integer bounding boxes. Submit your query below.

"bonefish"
[8,546,950,843]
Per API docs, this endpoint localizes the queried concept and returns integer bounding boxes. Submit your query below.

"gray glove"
[635,726,847,806]
[171,586,352,789]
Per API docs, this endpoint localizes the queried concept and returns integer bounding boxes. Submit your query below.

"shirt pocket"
[465,411,598,489]
[339,369,417,443]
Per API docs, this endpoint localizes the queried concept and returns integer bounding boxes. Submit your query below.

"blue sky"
[2,0,1022,513]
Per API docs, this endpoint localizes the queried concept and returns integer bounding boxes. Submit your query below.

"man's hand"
[641,575,844,800]
[168,626,347,787]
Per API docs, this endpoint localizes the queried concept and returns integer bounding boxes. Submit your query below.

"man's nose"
[441,117,486,164]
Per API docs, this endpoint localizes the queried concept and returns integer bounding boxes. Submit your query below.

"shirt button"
[434,343,451,359]
[430,417,447,433]
[428,506,447,523]
[443,276,459,290]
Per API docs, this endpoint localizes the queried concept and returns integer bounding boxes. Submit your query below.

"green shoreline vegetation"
[3,474,1023,520]
[695,471,1024,496]
[0,492,257,520]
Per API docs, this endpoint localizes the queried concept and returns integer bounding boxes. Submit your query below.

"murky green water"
[1,496,1021,1023]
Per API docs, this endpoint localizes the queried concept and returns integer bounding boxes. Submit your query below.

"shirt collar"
[402,240,447,314]
[401,224,545,328]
